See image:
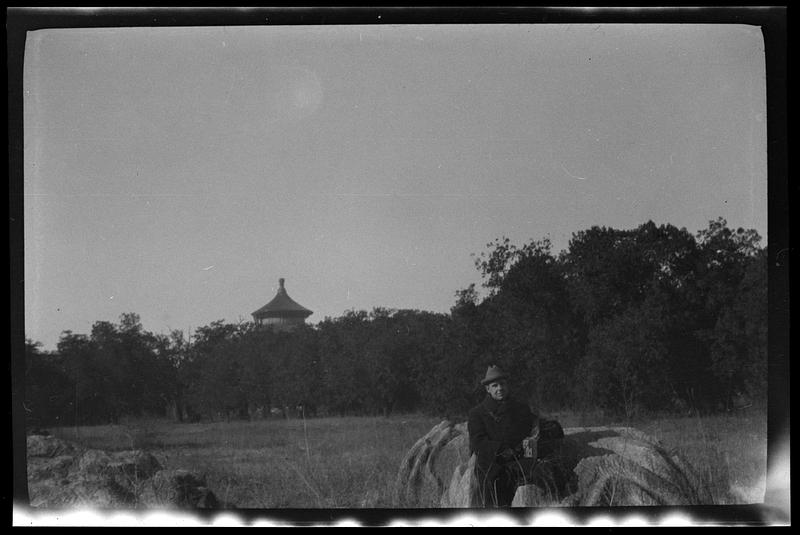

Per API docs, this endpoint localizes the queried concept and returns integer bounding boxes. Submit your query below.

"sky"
[23,23,767,351]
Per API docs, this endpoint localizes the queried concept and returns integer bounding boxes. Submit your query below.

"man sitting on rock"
[467,365,568,507]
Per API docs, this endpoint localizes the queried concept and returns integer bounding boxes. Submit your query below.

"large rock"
[29,473,137,509]
[393,421,714,508]
[27,435,78,458]
[26,432,224,509]
[78,449,162,480]
[27,455,76,483]
[547,426,714,507]
[393,421,468,507]
[139,469,219,508]
[27,435,81,487]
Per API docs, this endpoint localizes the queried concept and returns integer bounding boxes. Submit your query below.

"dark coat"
[468,396,538,471]
[468,396,572,506]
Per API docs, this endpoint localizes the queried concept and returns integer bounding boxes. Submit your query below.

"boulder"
[29,473,137,509]
[393,420,473,507]
[26,434,81,489]
[78,449,162,480]
[26,433,224,509]
[77,449,114,473]
[27,455,76,482]
[139,469,219,508]
[393,421,714,508]
[27,435,77,458]
[547,426,714,507]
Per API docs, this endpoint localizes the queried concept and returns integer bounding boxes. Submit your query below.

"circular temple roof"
[252,278,313,319]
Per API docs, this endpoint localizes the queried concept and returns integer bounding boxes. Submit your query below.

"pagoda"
[252,278,313,330]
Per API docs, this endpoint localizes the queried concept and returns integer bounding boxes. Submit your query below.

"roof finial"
[279,278,285,289]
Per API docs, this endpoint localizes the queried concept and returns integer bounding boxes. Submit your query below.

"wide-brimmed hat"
[481,365,508,385]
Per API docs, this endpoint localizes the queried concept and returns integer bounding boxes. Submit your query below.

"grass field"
[45,409,767,508]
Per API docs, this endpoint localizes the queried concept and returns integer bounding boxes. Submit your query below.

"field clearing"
[45,409,767,508]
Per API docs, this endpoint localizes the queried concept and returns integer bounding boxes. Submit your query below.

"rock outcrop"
[26,433,224,509]
[393,421,474,507]
[393,421,714,508]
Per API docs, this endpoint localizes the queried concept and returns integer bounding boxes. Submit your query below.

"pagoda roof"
[252,278,313,319]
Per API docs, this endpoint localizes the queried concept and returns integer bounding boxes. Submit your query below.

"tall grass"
[545,406,768,504]
[49,414,441,508]
[46,409,767,508]
[635,409,768,504]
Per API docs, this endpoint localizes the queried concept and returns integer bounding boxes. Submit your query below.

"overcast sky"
[24,23,767,350]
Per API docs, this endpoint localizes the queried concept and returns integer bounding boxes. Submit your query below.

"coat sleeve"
[505,403,537,452]
[527,407,540,436]
[468,407,502,465]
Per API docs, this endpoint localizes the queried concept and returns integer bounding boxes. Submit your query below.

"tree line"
[23,218,767,427]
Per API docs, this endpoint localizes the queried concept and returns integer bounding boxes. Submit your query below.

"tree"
[581,300,671,417]
[23,218,767,423]
[179,320,247,420]
[24,339,74,427]
[708,247,768,407]
[316,310,378,415]
[57,330,106,425]
[85,313,179,419]
[463,238,582,411]
[561,222,698,326]
[411,312,483,418]
[235,323,277,416]
[562,221,717,411]
[692,219,766,409]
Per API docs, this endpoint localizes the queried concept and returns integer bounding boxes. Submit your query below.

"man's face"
[485,379,509,401]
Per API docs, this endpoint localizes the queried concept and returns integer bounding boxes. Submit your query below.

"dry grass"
[46,409,767,508]
[547,407,768,505]
[49,414,440,508]
[634,410,768,505]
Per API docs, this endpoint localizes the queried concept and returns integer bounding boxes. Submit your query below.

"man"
[468,365,567,507]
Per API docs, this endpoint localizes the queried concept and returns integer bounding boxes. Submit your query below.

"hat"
[481,365,508,386]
